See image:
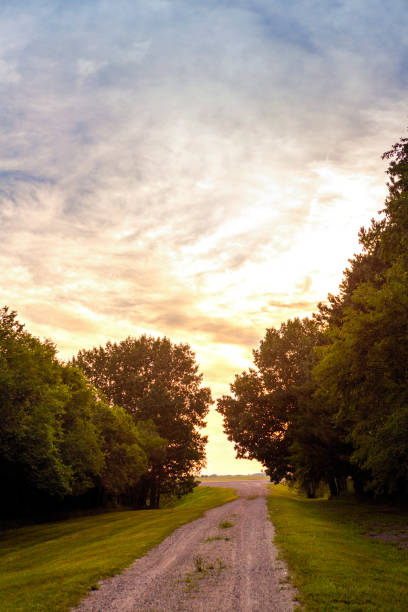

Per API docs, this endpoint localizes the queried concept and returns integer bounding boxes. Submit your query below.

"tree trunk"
[306,483,316,498]
[328,477,338,497]
[149,476,161,508]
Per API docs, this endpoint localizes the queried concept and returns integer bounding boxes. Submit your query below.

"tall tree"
[0,307,73,508]
[314,262,408,498]
[314,136,408,499]
[0,307,151,514]
[217,318,325,486]
[73,335,211,507]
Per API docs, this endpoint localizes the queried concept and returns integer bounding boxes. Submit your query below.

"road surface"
[72,480,298,611]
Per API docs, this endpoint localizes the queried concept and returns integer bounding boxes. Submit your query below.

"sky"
[1,0,407,474]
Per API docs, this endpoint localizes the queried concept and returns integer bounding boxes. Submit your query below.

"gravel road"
[72,480,298,611]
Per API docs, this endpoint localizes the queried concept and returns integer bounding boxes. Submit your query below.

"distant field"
[199,474,268,482]
[268,484,408,611]
[0,486,237,612]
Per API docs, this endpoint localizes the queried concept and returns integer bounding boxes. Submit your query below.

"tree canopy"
[3,134,408,511]
[218,134,408,501]
[313,136,408,499]
[0,307,150,514]
[217,318,323,485]
[73,335,211,507]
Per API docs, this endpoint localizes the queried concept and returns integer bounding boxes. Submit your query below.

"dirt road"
[72,480,298,611]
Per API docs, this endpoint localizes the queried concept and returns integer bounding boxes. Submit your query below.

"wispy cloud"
[0,1,406,418]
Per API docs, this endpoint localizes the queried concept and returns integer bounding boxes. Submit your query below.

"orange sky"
[1,1,406,473]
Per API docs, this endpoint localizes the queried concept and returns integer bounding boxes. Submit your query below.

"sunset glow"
[1,1,406,473]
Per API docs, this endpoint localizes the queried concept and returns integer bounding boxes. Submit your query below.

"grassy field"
[0,486,237,612]
[199,474,268,482]
[268,484,408,611]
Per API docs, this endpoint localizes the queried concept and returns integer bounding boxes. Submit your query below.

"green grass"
[0,486,237,612]
[268,484,408,611]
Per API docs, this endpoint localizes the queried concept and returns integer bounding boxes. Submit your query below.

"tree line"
[218,136,408,501]
[0,310,211,516]
[2,135,406,515]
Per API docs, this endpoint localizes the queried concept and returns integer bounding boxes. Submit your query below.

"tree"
[0,307,73,510]
[217,317,351,497]
[217,318,323,485]
[73,335,211,507]
[315,259,408,499]
[362,136,408,263]
[314,250,385,329]
[0,307,152,514]
[92,403,151,498]
[289,390,351,498]
[314,136,408,500]
[58,365,105,497]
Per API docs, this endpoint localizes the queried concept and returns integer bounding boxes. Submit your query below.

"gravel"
[72,480,298,612]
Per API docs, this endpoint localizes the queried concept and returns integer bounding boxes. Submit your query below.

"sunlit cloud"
[1,0,407,473]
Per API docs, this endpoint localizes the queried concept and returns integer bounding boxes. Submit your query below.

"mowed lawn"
[268,484,408,611]
[0,486,237,612]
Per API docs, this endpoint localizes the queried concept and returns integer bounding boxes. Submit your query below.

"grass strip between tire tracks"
[0,486,237,612]
[268,483,408,611]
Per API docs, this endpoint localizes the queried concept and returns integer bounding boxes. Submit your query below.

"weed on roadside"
[205,558,226,571]
[215,557,226,570]
[219,520,233,529]
[184,557,227,592]
[184,571,196,592]
[194,556,205,572]
[205,535,231,542]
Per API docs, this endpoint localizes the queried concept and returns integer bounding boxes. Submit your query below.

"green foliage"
[0,308,151,513]
[220,134,408,502]
[73,335,212,507]
[314,135,408,499]
[315,261,408,497]
[289,395,351,498]
[92,403,149,496]
[217,317,342,494]
[58,366,105,497]
[0,307,74,503]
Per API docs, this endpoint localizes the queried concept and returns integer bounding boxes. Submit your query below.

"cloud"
[23,302,101,335]
[0,0,406,376]
[267,300,316,310]
[1,0,406,475]
[150,310,260,347]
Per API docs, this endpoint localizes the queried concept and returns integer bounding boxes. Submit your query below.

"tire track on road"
[72,481,297,612]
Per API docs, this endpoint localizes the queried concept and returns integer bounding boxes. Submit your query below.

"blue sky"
[1,0,407,472]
